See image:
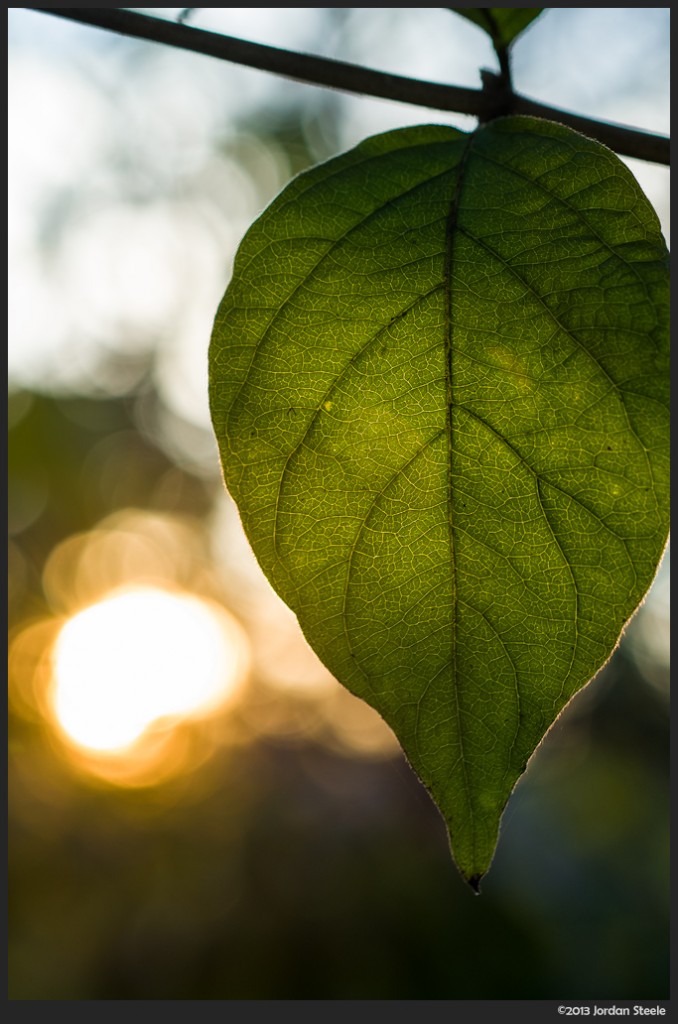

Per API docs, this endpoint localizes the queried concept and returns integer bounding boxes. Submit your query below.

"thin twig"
[26,7,669,165]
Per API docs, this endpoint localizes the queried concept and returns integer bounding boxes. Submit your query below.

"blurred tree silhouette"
[8,7,669,1001]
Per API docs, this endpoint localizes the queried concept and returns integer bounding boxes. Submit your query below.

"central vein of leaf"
[443,130,477,848]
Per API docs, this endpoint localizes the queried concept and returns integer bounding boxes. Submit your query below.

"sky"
[8,8,670,399]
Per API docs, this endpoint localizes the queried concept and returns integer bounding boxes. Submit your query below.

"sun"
[50,587,248,755]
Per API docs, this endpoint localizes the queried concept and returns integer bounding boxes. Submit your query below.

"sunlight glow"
[51,587,248,754]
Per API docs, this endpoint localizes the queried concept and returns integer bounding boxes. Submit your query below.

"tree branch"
[27,7,669,166]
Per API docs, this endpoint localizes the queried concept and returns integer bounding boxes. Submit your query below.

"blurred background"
[8,7,670,1000]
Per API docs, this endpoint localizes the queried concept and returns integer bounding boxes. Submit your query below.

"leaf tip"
[467,873,484,895]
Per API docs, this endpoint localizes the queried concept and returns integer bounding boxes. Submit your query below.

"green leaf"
[450,8,545,48]
[209,117,669,887]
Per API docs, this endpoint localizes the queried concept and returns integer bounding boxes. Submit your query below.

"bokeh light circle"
[48,586,250,775]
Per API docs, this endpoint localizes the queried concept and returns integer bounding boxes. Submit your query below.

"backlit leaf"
[209,117,669,886]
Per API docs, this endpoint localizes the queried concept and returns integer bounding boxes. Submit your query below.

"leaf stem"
[25,7,669,166]
[480,9,513,94]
